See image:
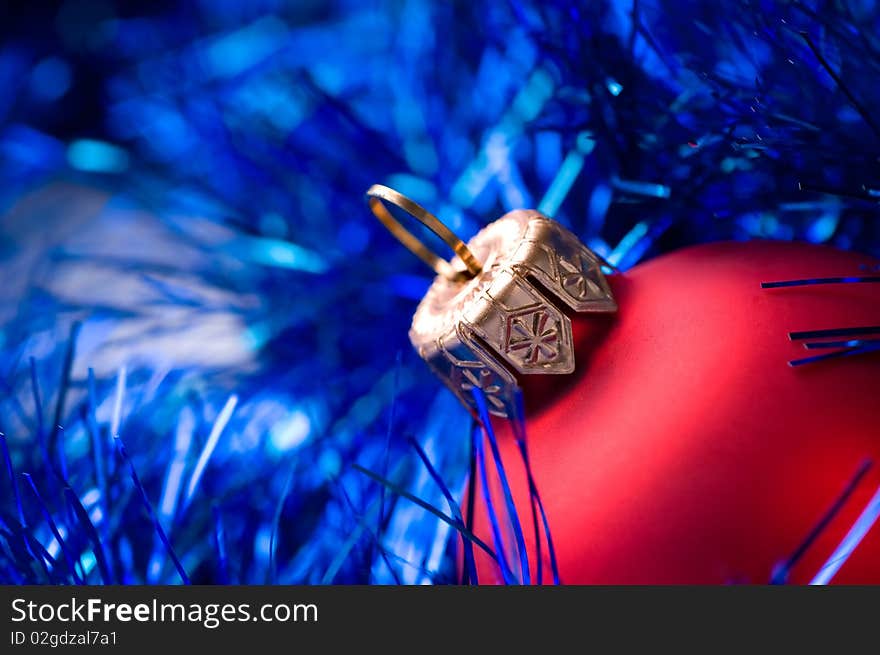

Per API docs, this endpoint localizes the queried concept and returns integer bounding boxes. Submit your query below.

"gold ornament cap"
[367,185,617,418]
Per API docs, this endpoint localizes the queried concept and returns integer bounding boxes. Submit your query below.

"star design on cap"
[504,309,560,365]
[455,365,506,411]
[558,253,605,301]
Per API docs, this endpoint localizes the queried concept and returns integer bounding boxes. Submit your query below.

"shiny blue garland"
[0,0,878,584]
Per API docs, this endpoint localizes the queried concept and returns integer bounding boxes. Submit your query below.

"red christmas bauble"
[470,240,880,584]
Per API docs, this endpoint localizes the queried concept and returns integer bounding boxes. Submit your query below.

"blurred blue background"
[0,0,878,584]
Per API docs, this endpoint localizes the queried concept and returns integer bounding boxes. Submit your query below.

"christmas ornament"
[5,0,880,587]
[368,184,617,418]
[368,185,880,585]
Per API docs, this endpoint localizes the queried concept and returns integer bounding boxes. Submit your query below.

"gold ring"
[366,184,482,282]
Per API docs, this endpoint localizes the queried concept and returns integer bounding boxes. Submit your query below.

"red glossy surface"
[470,241,880,584]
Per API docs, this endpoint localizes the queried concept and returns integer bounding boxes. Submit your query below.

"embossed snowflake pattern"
[558,253,604,301]
[456,365,506,411]
[505,309,559,365]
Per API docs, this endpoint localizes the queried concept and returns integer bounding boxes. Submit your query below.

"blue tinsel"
[0,0,878,584]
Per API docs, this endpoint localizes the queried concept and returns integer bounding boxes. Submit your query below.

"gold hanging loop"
[366,184,482,282]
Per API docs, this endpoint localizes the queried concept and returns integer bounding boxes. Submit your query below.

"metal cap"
[409,210,616,417]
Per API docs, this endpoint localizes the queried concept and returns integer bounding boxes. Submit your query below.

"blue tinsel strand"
[0,0,878,584]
